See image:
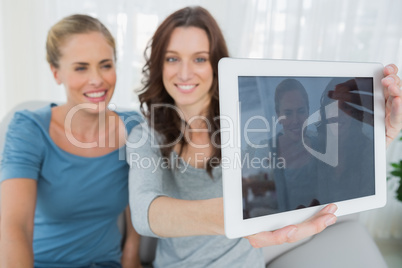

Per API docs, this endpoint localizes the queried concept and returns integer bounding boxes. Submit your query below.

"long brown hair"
[138,6,229,174]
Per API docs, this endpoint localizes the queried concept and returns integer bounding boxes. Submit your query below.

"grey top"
[127,122,264,268]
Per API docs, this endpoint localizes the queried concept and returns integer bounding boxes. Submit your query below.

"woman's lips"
[84,90,108,101]
[176,84,197,93]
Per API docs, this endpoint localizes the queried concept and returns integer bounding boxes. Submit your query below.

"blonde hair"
[46,14,116,68]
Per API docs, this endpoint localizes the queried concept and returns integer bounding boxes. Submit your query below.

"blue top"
[0,104,141,267]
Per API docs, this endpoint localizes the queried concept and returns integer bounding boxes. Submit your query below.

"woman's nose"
[89,70,103,87]
[177,61,193,81]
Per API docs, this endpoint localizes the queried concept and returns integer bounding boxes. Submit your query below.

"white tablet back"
[218,58,386,238]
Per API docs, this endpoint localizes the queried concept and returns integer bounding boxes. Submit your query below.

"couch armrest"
[266,220,386,268]
[261,213,360,263]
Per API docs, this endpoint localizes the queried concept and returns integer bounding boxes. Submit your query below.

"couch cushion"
[266,220,386,268]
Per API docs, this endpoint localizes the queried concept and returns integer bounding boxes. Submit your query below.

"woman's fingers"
[245,204,338,248]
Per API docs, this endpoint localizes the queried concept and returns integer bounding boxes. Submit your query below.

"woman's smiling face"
[162,26,213,114]
[51,31,116,113]
[278,89,309,141]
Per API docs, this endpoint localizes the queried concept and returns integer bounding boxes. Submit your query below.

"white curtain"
[1,0,402,117]
[1,0,401,238]
[0,0,5,120]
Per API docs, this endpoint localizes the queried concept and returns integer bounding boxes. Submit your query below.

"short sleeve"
[1,112,45,182]
[126,122,168,237]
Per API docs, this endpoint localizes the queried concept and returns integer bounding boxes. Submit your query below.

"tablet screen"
[239,76,375,219]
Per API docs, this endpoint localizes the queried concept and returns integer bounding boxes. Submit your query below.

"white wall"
[1,0,402,121]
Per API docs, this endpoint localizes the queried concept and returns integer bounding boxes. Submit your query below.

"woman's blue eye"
[195,58,207,63]
[102,64,112,69]
[166,57,178,62]
[75,66,86,71]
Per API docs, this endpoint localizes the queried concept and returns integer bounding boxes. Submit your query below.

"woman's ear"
[50,65,62,85]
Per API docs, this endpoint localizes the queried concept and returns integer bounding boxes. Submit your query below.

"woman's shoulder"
[127,120,152,143]
[10,104,53,133]
[1,105,53,180]
[4,104,54,157]
[126,120,165,154]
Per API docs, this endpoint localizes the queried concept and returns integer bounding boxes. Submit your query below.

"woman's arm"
[0,179,37,268]
[148,196,337,244]
[127,123,224,237]
[245,203,337,248]
[128,121,337,246]
[149,197,224,237]
[121,206,142,268]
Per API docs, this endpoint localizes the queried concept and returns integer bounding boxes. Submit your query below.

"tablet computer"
[218,58,386,238]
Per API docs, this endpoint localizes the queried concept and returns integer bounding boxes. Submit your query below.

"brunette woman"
[127,6,402,268]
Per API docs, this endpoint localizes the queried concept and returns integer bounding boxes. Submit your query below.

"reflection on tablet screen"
[239,76,375,219]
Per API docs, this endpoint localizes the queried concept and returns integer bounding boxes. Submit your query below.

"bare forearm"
[148,196,224,237]
[121,206,142,268]
[121,240,142,268]
[1,228,34,268]
[1,179,36,268]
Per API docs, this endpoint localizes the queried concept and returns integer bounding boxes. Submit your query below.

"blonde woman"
[1,15,142,268]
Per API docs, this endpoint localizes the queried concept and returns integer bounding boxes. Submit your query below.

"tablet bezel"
[218,58,386,239]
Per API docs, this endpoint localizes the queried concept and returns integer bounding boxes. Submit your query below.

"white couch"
[0,101,388,268]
